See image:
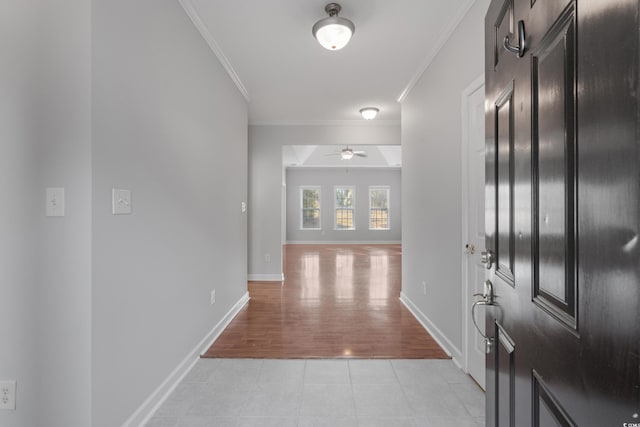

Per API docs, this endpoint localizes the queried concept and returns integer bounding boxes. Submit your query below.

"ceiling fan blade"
[354,152,368,157]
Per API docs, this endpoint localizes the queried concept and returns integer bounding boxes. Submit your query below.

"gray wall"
[286,168,401,243]
[3,1,248,426]
[2,1,92,426]
[249,124,400,280]
[401,0,490,362]
[92,0,248,425]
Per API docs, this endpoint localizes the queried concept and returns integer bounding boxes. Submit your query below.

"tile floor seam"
[296,360,307,420]
[393,363,419,420]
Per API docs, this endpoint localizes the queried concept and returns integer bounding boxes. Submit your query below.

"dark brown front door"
[484,0,639,425]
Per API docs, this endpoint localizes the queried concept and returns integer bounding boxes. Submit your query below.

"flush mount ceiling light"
[360,107,379,120]
[312,3,355,51]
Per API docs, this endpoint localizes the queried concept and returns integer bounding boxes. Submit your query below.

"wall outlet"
[210,290,216,305]
[264,253,271,263]
[0,381,16,410]
[422,281,427,295]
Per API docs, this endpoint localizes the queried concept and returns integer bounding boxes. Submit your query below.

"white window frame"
[334,185,356,230]
[300,186,321,230]
[369,186,390,230]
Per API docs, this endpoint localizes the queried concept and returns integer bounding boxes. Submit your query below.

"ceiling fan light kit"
[312,3,355,51]
[341,149,355,160]
[340,147,367,160]
[360,107,379,120]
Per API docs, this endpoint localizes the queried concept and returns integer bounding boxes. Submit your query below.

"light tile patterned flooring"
[147,358,484,427]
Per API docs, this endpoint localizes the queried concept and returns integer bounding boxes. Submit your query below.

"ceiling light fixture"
[360,107,379,120]
[312,3,355,51]
[340,149,355,160]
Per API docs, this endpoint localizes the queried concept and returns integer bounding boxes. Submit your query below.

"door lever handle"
[471,280,496,354]
[472,300,488,340]
[475,279,495,304]
[503,20,526,57]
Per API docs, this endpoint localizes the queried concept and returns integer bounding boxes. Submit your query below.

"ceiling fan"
[326,146,368,160]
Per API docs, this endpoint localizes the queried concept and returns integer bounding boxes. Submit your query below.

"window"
[300,187,321,230]
[369,186,390,230]
[334,186,355,230]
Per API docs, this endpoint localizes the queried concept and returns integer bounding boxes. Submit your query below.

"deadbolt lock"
[480,250,494,269]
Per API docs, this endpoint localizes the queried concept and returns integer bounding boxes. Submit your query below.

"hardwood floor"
[203,244,449,359]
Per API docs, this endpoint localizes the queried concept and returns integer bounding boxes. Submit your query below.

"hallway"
[205,245,448,359]
[145,245,484,425]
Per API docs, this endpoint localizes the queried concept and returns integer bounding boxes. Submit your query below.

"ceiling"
[283,145,401,168]
[181,0,475,124]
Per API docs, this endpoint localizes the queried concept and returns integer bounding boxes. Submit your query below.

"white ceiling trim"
[178,0,250,102]
[396,0,478,104]
[249,120,401,127]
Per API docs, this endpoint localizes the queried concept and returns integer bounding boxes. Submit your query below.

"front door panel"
[531,5,577,328]
[496,323,515,427]
[495,81,515,286]
[484,0,640,425]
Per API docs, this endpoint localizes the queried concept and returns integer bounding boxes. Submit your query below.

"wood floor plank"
[203,244,449,359]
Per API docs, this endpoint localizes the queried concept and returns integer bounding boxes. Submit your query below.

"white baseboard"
[285,240,402,245]
[124,291,250,427]
[248,274,284,281]
[399,292,463,365]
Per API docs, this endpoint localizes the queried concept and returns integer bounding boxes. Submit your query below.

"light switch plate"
[112,189,132,215]
[46,188,65,217]
[241,202,247,213]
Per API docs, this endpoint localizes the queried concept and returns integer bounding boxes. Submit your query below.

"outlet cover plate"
[112,189,132,215]
[0,381,16,410]
[46,188,65,217]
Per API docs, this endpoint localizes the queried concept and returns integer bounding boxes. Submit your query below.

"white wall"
[92,0,248,426]
[2,1,92,427]
[286,168,401,243]
[400,0,490,362]
[249,124,400,280]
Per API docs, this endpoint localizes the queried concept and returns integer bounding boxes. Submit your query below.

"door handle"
[471,280,495,354]
[476,279,494,304]
[503,20,526,57]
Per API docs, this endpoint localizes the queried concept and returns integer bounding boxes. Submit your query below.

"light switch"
[46,188,65,217]
[241,202,247,213]
[112,189,132,215]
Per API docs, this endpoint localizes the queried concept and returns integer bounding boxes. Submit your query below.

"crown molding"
[178,0,250,102]
[397,0,478,103]
[249,119,401,127]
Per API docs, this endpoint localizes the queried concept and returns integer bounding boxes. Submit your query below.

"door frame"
[461,73,486,378]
